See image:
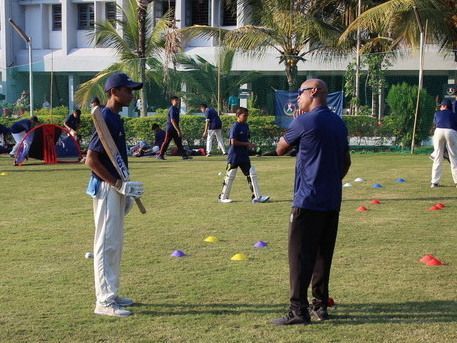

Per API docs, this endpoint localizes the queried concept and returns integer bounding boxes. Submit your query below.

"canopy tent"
[14,124,81,165]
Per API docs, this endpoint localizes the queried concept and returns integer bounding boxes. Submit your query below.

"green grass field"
[1,153,457,342]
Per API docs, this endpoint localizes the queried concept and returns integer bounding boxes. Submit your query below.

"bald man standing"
[273,79,351,325]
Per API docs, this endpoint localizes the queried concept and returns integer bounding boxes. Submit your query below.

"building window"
[222,0,236,26]
[52,4,62,31]
[106,2,117,23]
[191,0,209,25]
[160,0,175,17]
[78,3,94,30]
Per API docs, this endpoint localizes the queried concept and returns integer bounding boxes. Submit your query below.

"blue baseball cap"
[104,72,143,92]
[440,99,452,108]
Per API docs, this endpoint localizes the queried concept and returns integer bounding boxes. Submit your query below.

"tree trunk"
[378,85,384,122]
[137,0,150,117]
[371,90,378,119]
[285,62,297,93]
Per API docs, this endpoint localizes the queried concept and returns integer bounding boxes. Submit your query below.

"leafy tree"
[341,0,457,51]
[75,0,174,115]
[181,0,343,91]
[386,82,434,146]
[172,51,259,112]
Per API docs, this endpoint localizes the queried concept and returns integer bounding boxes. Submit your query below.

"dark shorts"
[227,161,251,176]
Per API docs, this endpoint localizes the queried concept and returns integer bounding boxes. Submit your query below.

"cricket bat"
[91,106,146,214]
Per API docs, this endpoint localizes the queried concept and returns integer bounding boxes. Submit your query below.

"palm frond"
[179,25,230,42]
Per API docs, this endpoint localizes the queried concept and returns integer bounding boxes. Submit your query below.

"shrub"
[342,112,395,146]
[386,83,434,146]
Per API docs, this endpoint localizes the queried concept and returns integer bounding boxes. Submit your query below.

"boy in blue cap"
[85,72,144,317]
[219,107,270,204]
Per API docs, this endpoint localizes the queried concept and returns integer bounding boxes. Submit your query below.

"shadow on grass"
[333,301,457,324]
[135,302,287,316]
[134,301,457,323]
[344,197,457,202]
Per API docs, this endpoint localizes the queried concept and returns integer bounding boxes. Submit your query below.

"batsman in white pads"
[85,72,144,317]
[219,107,270,204]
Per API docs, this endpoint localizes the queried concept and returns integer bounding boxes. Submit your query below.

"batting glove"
[115,180,144,198]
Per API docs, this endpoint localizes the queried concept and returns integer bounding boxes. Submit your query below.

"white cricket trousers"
[93,182,126,305]
[206,129,226,154]
[431,128,457,184]
[10,131,26,155]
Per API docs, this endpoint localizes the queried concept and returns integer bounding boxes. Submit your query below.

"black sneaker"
[182,155,193,160]
[310,299,329,321]
[272,310,311,326]
[156,155,166,160]
[310,307,329,321]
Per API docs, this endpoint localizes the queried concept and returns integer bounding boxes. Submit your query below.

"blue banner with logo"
[274,89,344,128]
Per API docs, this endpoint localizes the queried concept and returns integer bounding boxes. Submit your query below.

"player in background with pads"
[85,72,144,317]
[219,107,270,204]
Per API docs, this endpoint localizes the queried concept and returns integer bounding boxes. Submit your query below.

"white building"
[0,0,456,113]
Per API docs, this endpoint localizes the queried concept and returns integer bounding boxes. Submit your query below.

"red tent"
[15,124,81,165]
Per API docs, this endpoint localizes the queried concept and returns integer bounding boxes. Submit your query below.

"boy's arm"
[85,149,117,186]
[203,120,209,137]
[276,137,292,156]
[231,138,255,149]
[171,119,181,136]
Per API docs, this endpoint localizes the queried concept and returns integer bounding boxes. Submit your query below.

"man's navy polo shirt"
[284,105,349,212]
[228,121,250,165]
[65,114,81,131]
[88,107,128,180]
[11,119,32,134]
[205,108,222,130]
[434,109,457,130]
[166,105,180,131]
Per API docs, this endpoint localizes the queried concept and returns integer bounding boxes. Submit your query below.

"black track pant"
[288,207,339,314]
[159,129,185,157]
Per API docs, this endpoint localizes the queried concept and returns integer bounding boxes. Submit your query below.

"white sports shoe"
[115,296,134,307]
[252,195,270,203]
[219,198,233,203]
[94,303,132,317]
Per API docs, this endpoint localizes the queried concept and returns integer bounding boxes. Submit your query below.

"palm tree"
[181,0,343,91]
[340,0,457,118]
[172,50,259,111]
[340,0,457,51]
[75,0,174,116]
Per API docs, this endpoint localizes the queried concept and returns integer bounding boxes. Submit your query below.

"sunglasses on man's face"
[297,87,319,96]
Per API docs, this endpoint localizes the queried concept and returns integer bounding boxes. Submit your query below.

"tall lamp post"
[355,0,362,115]
[9,18,33,117]
[410,7,424,154]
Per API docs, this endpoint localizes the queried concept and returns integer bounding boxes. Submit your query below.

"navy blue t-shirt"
[166,105,180,131]
[88,107,128,180]
[284,105,349,211]
[434,109,457,130]
[228,121,250,165]
[11,119,32,134]
[65,114,81,131]
[205,108,222,130]
[154,129,165,147]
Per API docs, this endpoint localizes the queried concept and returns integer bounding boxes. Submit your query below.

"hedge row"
[0,112,433,148]
[0,113,284,149]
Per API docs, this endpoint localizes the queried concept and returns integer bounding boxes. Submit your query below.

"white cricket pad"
[220,168,237,200]
[249,166,262,199]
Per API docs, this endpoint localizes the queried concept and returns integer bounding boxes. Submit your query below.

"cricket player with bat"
[85,72,144,317]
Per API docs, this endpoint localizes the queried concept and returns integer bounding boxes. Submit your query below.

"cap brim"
[127,81,143,90]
